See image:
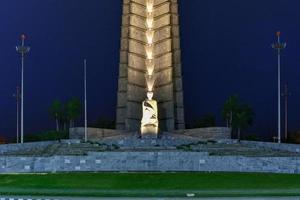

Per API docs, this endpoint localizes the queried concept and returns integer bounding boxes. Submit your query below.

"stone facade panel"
[130,2,146,17]
[154,14,170,29]
[154,2,170,18]
[156,68,172,87]
[117,0,185,131]
[117,92,127,107]
[127,84,147,102]
[127,101,143,120]
[129,39,145,56]
[154,84,173,102]
[154,39,171,56]
[128,53,146,71]
[118,78,128,92]
[128,68,146,87]
[130,15,147,29]
[155,53,172,71]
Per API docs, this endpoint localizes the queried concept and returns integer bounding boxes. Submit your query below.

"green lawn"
[0,172,300,197]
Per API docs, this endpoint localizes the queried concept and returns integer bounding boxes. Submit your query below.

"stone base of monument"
[99,132,200,148]
[141,125,159,139]
[1,139,300,173]
[69,127,231,143]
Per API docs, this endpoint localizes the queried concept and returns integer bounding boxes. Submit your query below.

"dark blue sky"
[0,0,299,140]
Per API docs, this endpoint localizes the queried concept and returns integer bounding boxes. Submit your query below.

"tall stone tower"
[116,0,185,132]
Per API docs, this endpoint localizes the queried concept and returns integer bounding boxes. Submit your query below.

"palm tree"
[233,104,254,140]
[222,95,239,128]
[222,95,255,140]
[49,100,63,131]
[66,98,82,128]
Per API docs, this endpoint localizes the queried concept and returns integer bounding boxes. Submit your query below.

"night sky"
[0,0,299,141]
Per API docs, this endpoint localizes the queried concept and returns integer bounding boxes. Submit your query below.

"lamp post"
[84,59,88,142]
[272,31,286,144]
[16,34,30,144]
[13,86,20,143]
[282,83,291,142]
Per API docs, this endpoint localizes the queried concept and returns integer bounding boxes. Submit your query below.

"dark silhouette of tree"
[49,98,82,131]
[222,95,255,139]
[49,100,63,131]
[233,104,254,140]
[222,95,239,128]
[66,98,82,128]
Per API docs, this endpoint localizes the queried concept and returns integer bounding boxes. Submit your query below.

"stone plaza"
[1,0,300,175]
[0,138,300,173]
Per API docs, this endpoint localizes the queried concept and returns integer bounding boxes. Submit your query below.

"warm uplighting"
[146,0,154,13]
[146,74,156,92]
[145,45,153,59]
[146,30,154,45]
[141,0,159,137]
[145,59,154,76]
[146,13,154,29]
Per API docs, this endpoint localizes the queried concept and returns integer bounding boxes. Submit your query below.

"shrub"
[288,131,300,144]
[24,130,69,142]
[243,134,260,141]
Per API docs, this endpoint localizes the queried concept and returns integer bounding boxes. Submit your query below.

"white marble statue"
[141,92,159,137]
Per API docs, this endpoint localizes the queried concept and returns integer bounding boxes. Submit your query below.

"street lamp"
[272,31,286,144]
[16,34,30,144]
[84,59,88,142]
[13,86,21,143]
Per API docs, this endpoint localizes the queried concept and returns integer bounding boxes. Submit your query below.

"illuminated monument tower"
[116,0,185,135]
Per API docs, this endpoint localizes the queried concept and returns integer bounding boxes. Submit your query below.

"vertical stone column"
[170,0,185,129]
[116,0,185,132]
[116,0,130,130]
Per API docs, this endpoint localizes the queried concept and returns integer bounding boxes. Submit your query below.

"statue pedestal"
[141,99,158,139]
[141,125,159,139]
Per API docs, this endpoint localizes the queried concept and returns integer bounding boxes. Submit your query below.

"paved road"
[2,197,300,200]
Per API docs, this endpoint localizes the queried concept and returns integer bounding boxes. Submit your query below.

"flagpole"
[272,31,286,144]
[84,59,88,142]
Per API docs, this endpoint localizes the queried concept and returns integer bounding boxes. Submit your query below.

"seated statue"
[141,92,159,138]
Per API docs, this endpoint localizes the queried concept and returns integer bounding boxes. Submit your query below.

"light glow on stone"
[146,0,154,13]
[146,13,154,29]
[146,74,156,92]
[145,45,153,59]
[146,30,154,45]
[145,59,155,76]
[141,0,159,137]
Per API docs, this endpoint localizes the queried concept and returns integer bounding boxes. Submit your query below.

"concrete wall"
[241,140,300,153]
[175,127,231,140]
[0,141,57,154]
[0,152,299,174]
[69,128,128,140]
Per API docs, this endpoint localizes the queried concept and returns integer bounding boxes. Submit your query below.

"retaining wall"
[175,127,231,140]
[0,141,57,154]
[69,128,127,140]
[241,140,300,153]
[0,151,299,174]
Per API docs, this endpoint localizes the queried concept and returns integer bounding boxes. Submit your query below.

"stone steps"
[1,140,300,157]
